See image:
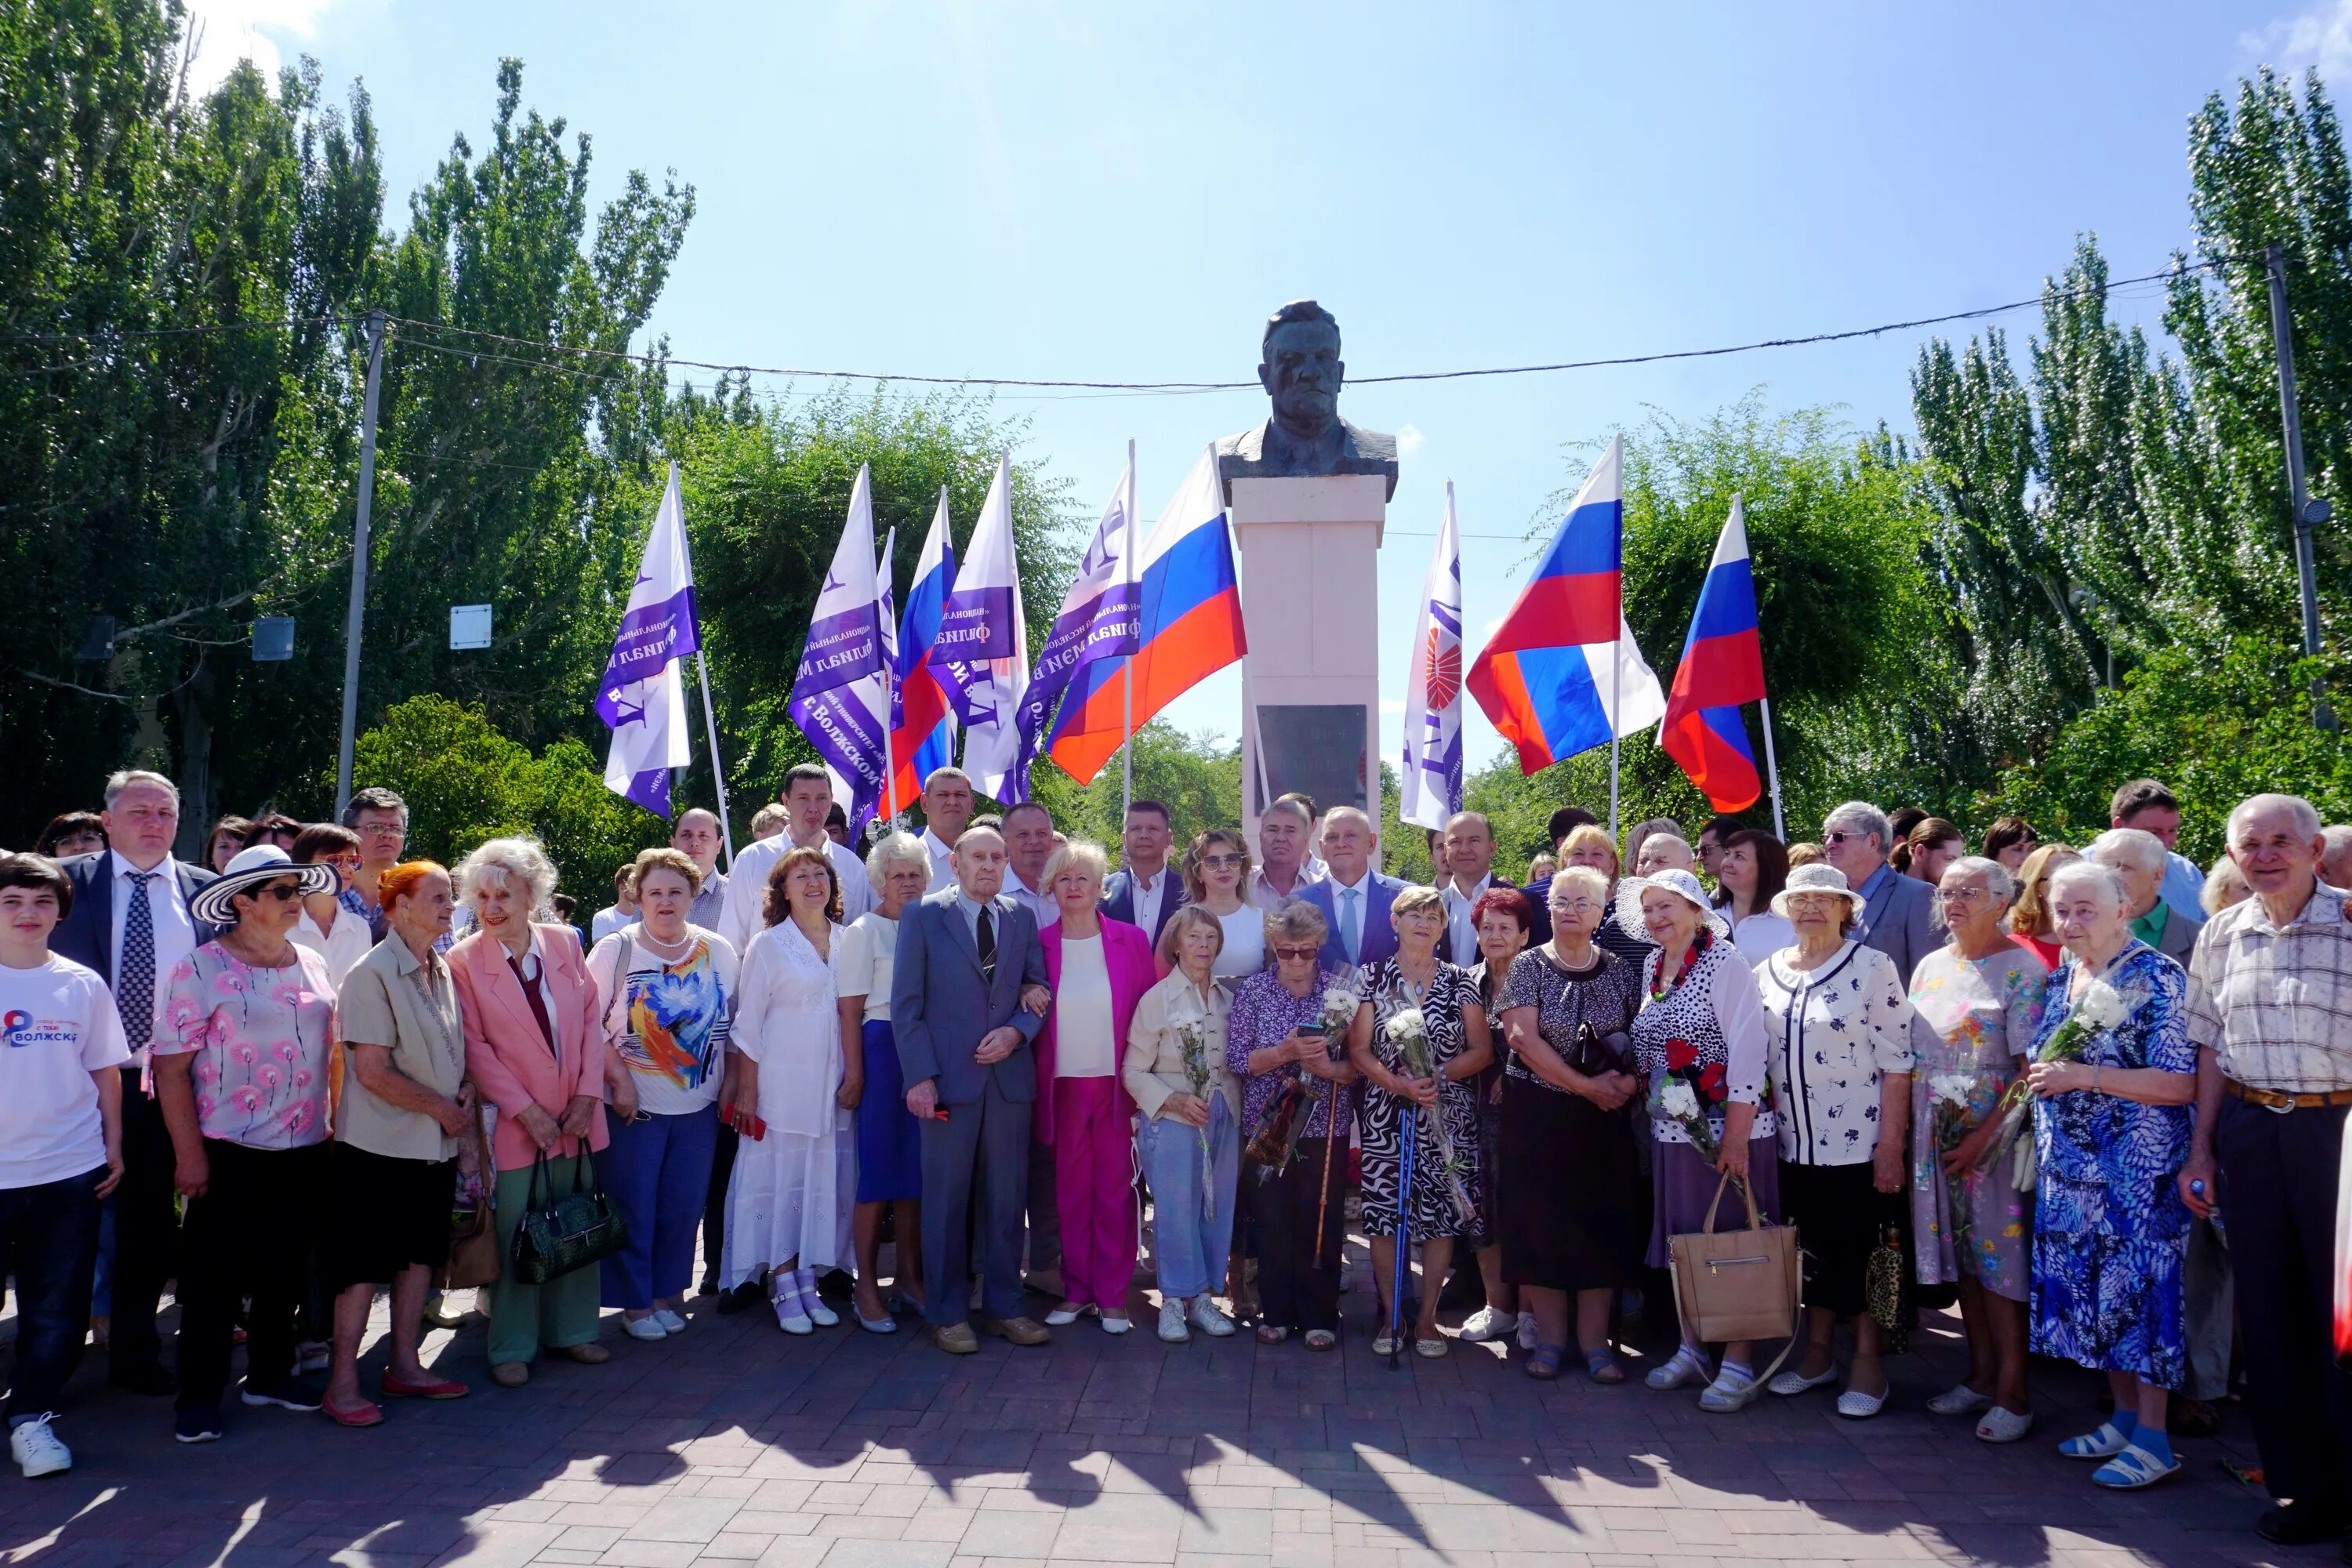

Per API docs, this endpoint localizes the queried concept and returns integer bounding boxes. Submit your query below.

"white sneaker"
[1457,1305,1512,1343]
[11,1415,71,1478]
[622,1315,668,1341]
[1189,1295,1235,1338]
[1158,1298,1191,1343]
[653,1307,688,1334]
[1515,1312,1539,1351]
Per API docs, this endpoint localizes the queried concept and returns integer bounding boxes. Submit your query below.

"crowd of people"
[8,767,2352,1553]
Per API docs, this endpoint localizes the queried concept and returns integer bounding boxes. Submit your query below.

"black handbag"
[509,1150,630,1284]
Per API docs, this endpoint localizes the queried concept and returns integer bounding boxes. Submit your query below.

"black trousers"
[1252,1136,1349,1333]
[702,1121,738,1287]
[107,1070,180,1379]
[2216,1095,2352,1509]
[174,1139,330,1413]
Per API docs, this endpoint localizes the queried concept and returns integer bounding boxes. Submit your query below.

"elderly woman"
[1625,867,1777,1413]
[1226,899,1358,1349]
[586,848,737,1342]
[450,837,609,1388]
[1037,840,1156,1333]
[1497,868,1646,1381]
[1183,829,1265,980]
[835,832,931,1329]
[727,848,853,1334]
[1907,855,2049,1443]
[1128,906,1241,1342]
[1984,818,2039,874]
[1348,885,1494,1359]
[1713,829,1793,965]
[1457,887,1537,1349]
[2199,854,2251,916]
[2029,860,2198,1490]
[1752,865,1916,1420]
[152,845,341,1442]
[2009,843,2081,971]
[322,861,474,1425]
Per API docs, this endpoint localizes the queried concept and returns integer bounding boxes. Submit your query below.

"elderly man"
[2323,826,2352,891]
[719,765,874,957]
[669,808,728,930]
[49,771,220,1397]
[1298,808,1406,971]
[1632,833,1697,880]
[2179,795,2352,1550]
[1821,800,1937,983]
[2090,828,2202,965]
[2111,779,2209,924]
[339,786,410,942]
[918,768,977,891]
[1248,797,1321,910]
[1000,803,1060,930]
[1438,811,1506,965]
[891,826,1053,1354]
[1102,799,1186,945]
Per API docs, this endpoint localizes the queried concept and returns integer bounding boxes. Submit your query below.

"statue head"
[1258,299,1343,441]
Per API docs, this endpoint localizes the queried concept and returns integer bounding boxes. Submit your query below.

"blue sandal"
[1584,1348,1625,1384]
[2092,1443,2181,1490]
[1526,1343,1566,1381]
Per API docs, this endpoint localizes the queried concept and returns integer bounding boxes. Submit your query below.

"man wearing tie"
[891,826,1054,1354]
[49,771,220,1396]
[1298,808,1407,972]
[1100,800,1186,946]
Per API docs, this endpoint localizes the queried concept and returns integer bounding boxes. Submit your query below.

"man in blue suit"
[891,825,1053,1354]
[1296,806,1409,971]
[1098,799,1187,948]
[1823,800,1938,985]
[49,770,220,1396]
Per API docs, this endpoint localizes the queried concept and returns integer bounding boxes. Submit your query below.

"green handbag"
[509,1150,630,1284]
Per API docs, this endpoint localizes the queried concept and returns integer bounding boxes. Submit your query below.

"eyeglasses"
[1822,831,1860,845]
[1938,886,1993,904]
[1271,944,1319,961]
[249,884,304,903]
[1200,854,1244,869]
[358,823,406,840]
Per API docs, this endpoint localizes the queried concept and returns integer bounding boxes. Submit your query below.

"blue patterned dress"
[2027,940,2195,1386]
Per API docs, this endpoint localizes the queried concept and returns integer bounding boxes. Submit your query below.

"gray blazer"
[1856,866,1940,988]
[2154,904,2204,966]
[890,885,1049,1106]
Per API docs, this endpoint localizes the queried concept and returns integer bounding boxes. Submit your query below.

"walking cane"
[1310,1079,1337,1260]
[1389,1107,1416,1372]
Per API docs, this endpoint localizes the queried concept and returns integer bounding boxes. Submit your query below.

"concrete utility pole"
[2266,243,2336,731]
[335,310,388,815]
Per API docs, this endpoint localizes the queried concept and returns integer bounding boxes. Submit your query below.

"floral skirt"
[2029,1228,2186,1387]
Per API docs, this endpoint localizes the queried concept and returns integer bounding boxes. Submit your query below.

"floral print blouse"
[154,941,338,1149]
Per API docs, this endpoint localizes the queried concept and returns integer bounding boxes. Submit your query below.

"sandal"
[1255,1323,1290,1345]
[2092,1443,2181,1490]
[1414,1337,1448,1359]
[1583,1348,1624,1385]
[2059,1421,2134,1460]
[1305,1329,1337,1352]
[1526,1343,1566,1381]
[1975,1406,2034,1444]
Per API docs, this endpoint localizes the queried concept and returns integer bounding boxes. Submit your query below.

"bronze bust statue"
[1217,299,1399,500]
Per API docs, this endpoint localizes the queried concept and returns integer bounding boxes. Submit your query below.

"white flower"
[2074,978,2130,1032]
[1659,1080,1700,1120]
[1385,1007,1427,1047]
[1929,1073,1976,1108]
[1320,987,1359,1027]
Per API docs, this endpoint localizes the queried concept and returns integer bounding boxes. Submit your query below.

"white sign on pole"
[449,604,493,651]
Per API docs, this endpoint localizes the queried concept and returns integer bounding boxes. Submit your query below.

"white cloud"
[2244,0,2352,83]
[178,0,346,96]
[1395,423,1425,459]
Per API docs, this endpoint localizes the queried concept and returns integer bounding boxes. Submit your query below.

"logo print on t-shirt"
[1,1010,30,1046]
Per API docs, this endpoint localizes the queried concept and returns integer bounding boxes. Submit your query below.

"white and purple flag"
[597,463,700,817]
[935,453,1029,800]
[789,464,891,829]
[1011,456,1138,800]
[1399,481,1464,833]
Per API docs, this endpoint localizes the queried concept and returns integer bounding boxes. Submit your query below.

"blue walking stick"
[1389,1107,1416,1371]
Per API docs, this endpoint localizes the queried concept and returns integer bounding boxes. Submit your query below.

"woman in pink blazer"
[448,838,609,1386]
[1036,841,1159,1334]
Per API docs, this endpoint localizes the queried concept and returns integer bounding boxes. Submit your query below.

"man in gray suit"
[2089,826,2205,963]
[892,825,1054,1355]
[1823,800,1938,985]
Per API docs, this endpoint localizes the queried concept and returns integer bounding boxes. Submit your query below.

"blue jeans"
[597,1108,719,1309]
[1137,1091,1237,1301]
[0,1168,104,1421]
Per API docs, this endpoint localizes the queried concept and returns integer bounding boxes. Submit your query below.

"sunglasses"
[246,884,305,903]
[1200,854,1244,869]
[1271,944,1319,961]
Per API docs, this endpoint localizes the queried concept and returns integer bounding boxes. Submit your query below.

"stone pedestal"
[1230,474,1388,841]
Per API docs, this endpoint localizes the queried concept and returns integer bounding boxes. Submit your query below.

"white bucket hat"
[190,844,338,927]
[1613,868,1730,945]
[1769,861,1868,921]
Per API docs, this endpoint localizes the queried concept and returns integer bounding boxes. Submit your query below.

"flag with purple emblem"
[935,453,1029,800]
[1011,456,1138,801]
[597,466,701,816]
[1399,481,1464,833]
[789,465,891,829]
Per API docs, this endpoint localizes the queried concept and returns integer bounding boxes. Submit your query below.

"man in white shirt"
[0,853,130,1477]
[719,764,877,959]
[49,769,216,1397]
[919,768,977,891]
[670,808,728,930]
[1001,803,1061,930]
[1438,811,1505,966]
[1102,800,1185,945]
[1247,797,1323,910]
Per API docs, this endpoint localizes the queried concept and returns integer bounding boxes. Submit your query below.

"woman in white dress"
[724,844,856,1335]
[1184,828,1265,982]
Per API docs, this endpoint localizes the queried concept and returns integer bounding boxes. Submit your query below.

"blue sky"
[194,0,2350,779]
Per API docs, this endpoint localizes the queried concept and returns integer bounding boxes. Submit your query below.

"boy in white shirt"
[0,853,129,1478]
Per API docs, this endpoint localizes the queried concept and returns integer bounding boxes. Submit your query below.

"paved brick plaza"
[0,1247,2321,1568]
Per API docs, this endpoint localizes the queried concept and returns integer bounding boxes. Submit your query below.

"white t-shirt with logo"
[0,956,131,1189]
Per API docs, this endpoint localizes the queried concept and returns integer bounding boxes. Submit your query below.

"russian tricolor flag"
[1659,496,1767,811]
[1049,445,1247,784]
[1465,436,1665,772]
[890,489,956,807]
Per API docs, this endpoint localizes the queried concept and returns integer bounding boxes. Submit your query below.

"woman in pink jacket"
[1035,841,1158,1334]
[449,837,610,1387]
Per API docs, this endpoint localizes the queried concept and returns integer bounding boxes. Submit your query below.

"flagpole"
[1758,694,1786,842]
[668,461,736,870]
[1121,437,1138,819]
[1608,641,1622,844]
[880,529,899,827]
